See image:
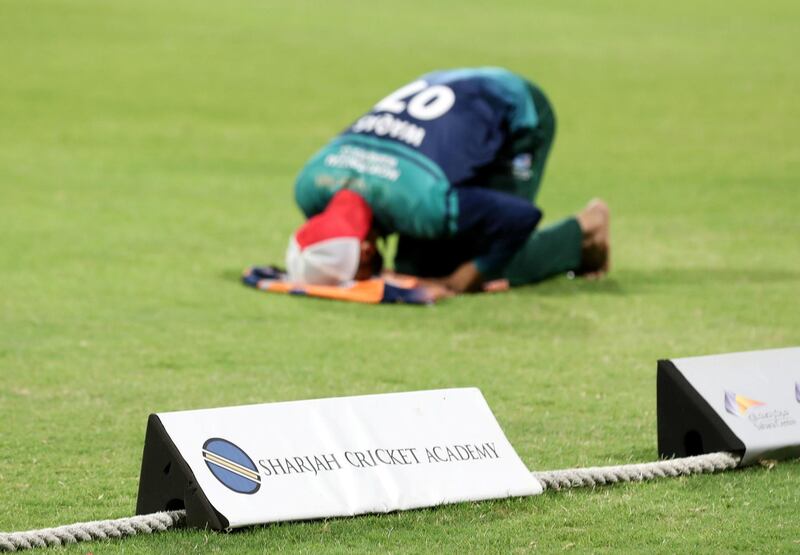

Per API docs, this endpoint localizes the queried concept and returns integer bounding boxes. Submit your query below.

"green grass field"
[2,0,799,551]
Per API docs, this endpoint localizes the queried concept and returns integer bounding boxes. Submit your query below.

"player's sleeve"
[453,187,541,277]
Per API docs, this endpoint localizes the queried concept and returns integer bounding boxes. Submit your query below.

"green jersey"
[294,67,550,273]
[294,135,458,238]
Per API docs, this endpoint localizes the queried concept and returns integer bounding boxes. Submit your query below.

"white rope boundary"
[531,451,740,491]
[0,452,741,552]
[0,511,186,552]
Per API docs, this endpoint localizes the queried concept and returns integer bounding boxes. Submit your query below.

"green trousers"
[489,217,582,285]
[394,82,583,285]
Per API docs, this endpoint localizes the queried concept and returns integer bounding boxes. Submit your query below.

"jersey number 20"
[374,80,455,121]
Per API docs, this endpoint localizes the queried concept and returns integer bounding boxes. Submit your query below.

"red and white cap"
[286,190,373,285]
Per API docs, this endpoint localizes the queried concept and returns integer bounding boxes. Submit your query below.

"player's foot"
[576,199,610,278]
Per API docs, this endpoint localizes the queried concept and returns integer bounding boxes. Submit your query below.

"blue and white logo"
[202,438,261,494]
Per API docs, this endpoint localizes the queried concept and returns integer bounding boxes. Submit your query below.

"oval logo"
[202,438,261,494]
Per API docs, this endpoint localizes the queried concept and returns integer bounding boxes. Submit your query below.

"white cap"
[285,236,360,285]
[285,190,373,285]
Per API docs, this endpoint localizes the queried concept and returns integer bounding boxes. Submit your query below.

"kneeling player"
[286,67,610,294]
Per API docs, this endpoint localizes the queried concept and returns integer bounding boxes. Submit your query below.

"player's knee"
[504,201,541,239]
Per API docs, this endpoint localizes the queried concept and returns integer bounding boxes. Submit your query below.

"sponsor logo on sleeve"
[202,438,261,494]
[512,153,533,180]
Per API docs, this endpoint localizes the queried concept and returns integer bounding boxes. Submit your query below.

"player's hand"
[420,282,455,303]
[482,279,510,292]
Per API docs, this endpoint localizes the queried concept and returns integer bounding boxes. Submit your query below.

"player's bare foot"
[576,199,610,278]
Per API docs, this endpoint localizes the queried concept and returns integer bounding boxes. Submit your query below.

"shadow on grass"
[520,276,626,297]
[529,267,800,297]
[220,266,800,313]
[622,267,800,287]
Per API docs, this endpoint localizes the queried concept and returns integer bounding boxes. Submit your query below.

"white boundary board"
[143,388,541,529]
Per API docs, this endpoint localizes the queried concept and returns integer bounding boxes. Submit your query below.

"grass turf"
[1,0,799,551]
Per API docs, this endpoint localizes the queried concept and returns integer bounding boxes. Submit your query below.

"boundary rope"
[0,452,741,552]
[0,511,185,552]
[532,451,740,491]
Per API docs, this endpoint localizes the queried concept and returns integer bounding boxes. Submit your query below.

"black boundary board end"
[136,414,229,530]
[657,359,745,461]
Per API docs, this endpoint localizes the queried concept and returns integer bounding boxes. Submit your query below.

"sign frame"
[136,414,229,529]
[135,388,540,530]
[658,347,800,465]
